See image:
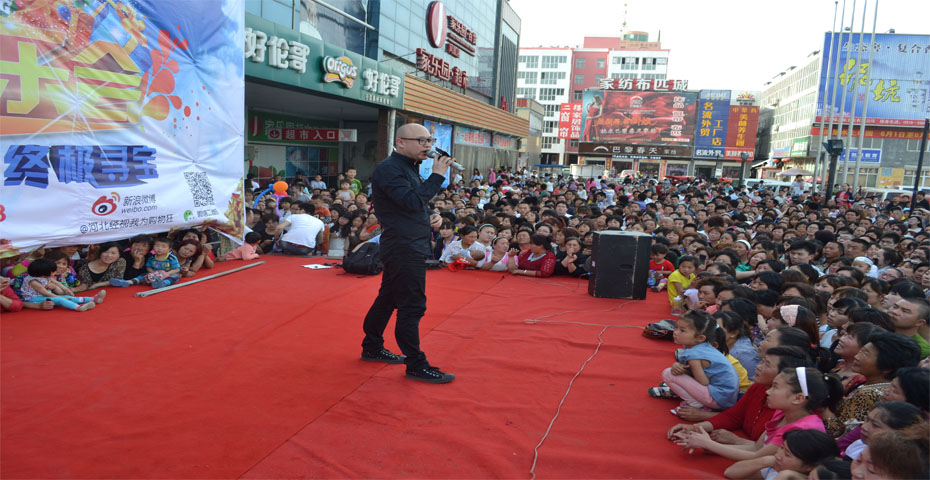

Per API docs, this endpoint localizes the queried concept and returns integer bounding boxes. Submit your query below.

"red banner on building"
[810,126,928,140]
[724,106,759,157]
[557,103,583,139]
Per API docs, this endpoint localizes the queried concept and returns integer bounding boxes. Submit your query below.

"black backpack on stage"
[341,242,382,275]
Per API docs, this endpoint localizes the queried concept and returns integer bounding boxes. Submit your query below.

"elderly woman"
[823,331,922,438]
[509,234,556,278]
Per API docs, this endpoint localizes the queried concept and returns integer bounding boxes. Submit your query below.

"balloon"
[273,181,288,194]
[251,186,274,208]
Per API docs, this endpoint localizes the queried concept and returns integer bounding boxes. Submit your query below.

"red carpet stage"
[2,256,732,478]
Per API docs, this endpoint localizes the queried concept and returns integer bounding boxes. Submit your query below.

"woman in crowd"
[823,332,921,437]
[76,242,126,291]
[553,236,586,277]
[509,234,556,278]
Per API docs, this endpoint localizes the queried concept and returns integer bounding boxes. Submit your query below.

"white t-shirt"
[281,214,324,248]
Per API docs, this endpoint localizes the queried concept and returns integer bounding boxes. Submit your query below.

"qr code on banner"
[184,171,214,207]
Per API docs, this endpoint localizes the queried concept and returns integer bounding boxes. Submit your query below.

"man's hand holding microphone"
[429,147,463,176]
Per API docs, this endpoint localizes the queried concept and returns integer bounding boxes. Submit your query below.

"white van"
[860,187,917,203]
[744,179,793,192]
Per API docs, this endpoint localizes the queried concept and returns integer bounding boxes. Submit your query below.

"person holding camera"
[359,123,456,384]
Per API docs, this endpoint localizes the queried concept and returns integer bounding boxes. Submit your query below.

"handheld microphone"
[429,147,464,171]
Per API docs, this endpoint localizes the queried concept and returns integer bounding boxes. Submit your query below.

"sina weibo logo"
[92,193,120,216]
[322,56,359,88]
[426,1,447,48]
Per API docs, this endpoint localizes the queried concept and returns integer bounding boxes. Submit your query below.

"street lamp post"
[738,152,749,188]
[823,139,844,206]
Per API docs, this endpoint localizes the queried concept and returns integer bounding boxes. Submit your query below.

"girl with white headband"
[676,367,843,464]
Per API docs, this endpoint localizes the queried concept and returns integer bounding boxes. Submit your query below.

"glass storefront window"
[666,163,688,177]
[722,166,741,178]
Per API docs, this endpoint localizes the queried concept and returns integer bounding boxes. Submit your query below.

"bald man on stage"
[359,123,456,384]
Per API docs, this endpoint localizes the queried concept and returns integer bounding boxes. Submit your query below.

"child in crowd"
[650,310,740,415]
[219,232,262,261]
[650,243,674,276]
[650,243,675,292]
[852,256,877,278]
[675,367,843,461]
[18,258,105,311]
[0,276,26,312]
[110,237,180,289]
[45,250,81,290]
[714,328,752,393]
[336,180,354,201]
[726,429,840,480]
[668,255,698,313]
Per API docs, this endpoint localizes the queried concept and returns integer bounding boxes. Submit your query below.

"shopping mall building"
[244,0,528,185]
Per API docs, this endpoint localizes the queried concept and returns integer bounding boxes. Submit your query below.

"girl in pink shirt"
[676,367,844,463]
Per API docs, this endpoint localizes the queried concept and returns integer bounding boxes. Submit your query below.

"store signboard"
[816,33,930,126]
[773,146,793,158]
[493,134,519,150]
[597,78,690,91]
[557,103,584,139]
[455,126,492,146]
[244,14,404,109]
[694,90,730,158]
[247,111,356,145]
[578,142,693,159]
[790,136,810,157]
[838,148,882,163]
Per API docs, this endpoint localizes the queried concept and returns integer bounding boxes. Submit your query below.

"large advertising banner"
[693,90,730,159]
[1,0,245,251]
[580,89,697,145]
[817,33,930,126]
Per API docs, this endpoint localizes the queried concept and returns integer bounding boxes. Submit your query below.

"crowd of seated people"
[1,228,218,313]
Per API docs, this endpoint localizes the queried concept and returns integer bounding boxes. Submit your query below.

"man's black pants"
[361,253,428,369]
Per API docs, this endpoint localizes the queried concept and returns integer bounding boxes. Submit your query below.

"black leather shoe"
[360,348,406,364]
[405,365,455,384]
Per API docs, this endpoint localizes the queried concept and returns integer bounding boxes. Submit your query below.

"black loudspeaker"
[587,231,652,299]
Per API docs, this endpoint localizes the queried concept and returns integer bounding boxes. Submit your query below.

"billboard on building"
[1,0,245,251]
[579,89,698,145]
[817,33,930,126]
[693,90,760,160]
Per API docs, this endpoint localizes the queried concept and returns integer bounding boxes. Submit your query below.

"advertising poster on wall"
[817,33,930,126]
[877,167,905,188]
[1,0,245,251]
[419,120,453,186]
[580,89,697,145]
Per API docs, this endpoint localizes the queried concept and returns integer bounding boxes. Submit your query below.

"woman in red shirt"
[508,234,556,278]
